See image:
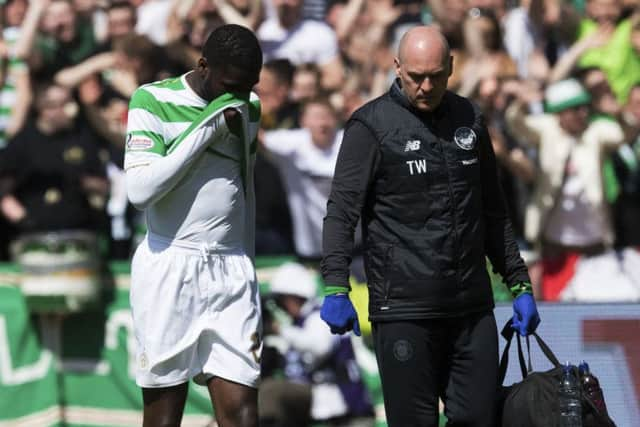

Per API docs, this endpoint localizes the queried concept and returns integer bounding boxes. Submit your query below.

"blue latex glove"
[320,294,361,336]
[512,293,541,336]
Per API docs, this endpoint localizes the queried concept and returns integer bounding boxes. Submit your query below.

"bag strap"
[525,336,533,373]
[499,320,528,384]
[529,331,561,368]
[499,320,563,385]
[502,322,616,426]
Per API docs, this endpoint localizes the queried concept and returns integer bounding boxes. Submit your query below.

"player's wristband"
[509,281,533,299]
[323,285,350,296]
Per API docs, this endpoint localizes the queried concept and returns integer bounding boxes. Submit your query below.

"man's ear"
[197,57,208,76]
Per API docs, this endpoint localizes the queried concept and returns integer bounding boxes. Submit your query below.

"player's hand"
[320,294,361,336]
[223,108,243,136]
[512,293,540,336]
[223,108,240,123]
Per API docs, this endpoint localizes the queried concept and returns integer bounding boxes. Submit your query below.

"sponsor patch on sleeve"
[126,134,155,151]
[462,157,478,165]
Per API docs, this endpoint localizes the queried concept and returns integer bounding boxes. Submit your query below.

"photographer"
[261,262,373,427]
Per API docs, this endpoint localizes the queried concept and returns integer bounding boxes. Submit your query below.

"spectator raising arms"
[261,97,343,262]
[505,78,625,300]
[257,0,344,91]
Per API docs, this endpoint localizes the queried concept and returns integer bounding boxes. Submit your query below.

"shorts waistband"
[147,232,243,261]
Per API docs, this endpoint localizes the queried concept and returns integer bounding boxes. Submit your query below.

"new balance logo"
[406,159,427,175]
[404,140,421,152]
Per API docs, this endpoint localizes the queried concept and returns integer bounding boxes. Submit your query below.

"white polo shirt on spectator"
[135,0,172,46]
[262,128,343,258]
[257,19,339,66]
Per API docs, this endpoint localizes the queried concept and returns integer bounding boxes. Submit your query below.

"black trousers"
[372,311,498,427]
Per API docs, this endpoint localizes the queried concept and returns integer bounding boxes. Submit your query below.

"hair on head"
[301,96,336,116]
[107,0,136,13]
[203,24,263,75]
[264,59,295,85]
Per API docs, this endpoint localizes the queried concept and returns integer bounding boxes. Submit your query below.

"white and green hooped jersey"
[0,27,27,149]
[124,73,260,256]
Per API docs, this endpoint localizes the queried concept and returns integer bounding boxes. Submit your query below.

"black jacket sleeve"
[478,121,531,287]
[321,119,380,288]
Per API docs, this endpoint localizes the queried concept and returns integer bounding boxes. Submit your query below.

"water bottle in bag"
[579,361,609,416]
[558,362,582,427]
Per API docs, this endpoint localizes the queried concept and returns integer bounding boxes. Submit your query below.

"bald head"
[397,26,450,66]
[395,26,452,113]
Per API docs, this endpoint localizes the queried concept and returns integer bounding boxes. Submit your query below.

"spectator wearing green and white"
[0,0,42,148]
[0,23,27,148]
[575,0,640,103]
[31,0,99,80]
[507,78,624,249]
[505,78,625,299]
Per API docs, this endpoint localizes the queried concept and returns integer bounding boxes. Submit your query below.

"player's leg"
[207,377,258,427]
[198,253,262,426]
[142,383,189,427]
[442,311,498,427]
[258,377,312,427]
[130,240,202,425]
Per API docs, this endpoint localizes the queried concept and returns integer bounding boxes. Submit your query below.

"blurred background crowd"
[2,0,640,297]
[1,0,640,424]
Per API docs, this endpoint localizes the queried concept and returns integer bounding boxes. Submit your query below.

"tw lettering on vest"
[406,159,427,175]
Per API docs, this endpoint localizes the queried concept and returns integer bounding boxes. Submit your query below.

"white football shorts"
[130,235,262,388]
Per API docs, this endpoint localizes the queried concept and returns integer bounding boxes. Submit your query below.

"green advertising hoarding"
[0,259,389,427]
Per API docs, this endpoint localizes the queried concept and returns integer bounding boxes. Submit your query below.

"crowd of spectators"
[1,0,640,300]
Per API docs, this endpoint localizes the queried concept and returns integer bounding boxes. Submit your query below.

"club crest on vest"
[454,127,476,150]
